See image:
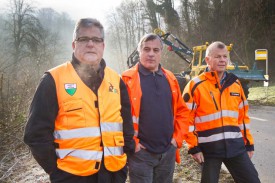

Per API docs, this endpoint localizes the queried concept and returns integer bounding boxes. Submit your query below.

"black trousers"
[201,152,261,183]
[50,163,127,183]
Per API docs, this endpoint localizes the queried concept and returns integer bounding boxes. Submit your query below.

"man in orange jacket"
[183,41,260,183]
[122,33,189,183]
[24,18,135,183]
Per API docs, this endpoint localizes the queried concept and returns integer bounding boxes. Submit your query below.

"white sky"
[0,0,126,72]
[37,0,122,25]
[0,0,122,27]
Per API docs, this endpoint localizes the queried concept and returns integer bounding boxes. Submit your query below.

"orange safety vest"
[49,62,126,176]
[122,63,189,163]
[183,71,254,157]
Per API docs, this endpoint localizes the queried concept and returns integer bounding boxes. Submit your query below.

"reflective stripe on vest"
[189,125,195,132]
[101,122,122,132]
[198,131,243,143]
[132,116,139,125]
[239,100,248,109]
[56,149,103,160]
[195,110,238,123]
[132,115,139,137]
[239,124,250,130]
[186,102,197,110]
[193,77,201,84]
[134,130,138,137]
[104,146,124,156]
[54,127,101,139]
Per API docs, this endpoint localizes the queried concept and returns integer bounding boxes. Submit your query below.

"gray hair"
[205,41,226,57]
[73,18,104,41]
[137,33,163,52]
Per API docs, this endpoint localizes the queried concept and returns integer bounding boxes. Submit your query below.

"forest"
[0,0,274,181]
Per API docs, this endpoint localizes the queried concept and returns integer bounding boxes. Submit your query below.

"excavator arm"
[127,28,193,68]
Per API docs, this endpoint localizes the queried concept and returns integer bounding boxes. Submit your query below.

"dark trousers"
[201,152,261,183]
[128,145,176,183]
[50,163,127,183]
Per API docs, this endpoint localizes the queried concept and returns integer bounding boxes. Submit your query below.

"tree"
[5,0,42,67]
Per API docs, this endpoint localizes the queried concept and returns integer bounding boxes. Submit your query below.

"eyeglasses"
[75,37,104,44]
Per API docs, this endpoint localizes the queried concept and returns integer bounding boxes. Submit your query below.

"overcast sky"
[0,0,122,27]
[0,0,125,71]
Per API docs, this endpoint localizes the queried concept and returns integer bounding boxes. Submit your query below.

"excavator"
[127,28,266,98]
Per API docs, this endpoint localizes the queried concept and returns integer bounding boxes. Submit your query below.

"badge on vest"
[65,83,77,96]
[230,92,240,96]
[108,82,118,93]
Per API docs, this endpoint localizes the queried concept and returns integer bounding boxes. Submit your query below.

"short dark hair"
[73,18,104,41]
[137,33,163,52]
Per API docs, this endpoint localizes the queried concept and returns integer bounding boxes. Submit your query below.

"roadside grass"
[248,83,275,106]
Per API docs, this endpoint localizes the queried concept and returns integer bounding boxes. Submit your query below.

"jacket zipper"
[210,91,219,110]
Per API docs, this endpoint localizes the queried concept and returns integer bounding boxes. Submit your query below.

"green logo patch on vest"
[65,83,77,96]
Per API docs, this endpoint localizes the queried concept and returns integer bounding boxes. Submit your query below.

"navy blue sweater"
[138,64,173,154]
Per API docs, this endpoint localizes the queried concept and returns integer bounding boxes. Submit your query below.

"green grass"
[248,83,275,106]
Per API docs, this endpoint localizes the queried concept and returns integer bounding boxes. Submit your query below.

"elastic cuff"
[245,145,254,151]
[188,146,201,154]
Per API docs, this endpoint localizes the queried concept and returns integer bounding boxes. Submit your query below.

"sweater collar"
[138,62,163,76]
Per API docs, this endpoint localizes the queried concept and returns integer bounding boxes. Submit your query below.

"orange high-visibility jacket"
[182,71,254,157]
[49,62,126,176]
[122,63,189,163]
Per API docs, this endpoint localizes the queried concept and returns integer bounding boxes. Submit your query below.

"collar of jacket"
[203,71,220,84]
[203,70,239,91]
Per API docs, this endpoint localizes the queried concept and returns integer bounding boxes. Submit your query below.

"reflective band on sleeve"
[101,122,123,132]
[54,127,101,139]
[198,132,243,143]
[56,149,103,160]
[189,125,195,132]
[104,146,124,156]
[186,102,197,110]
[239,100,249,109]
[193,77,201,84]
[134,130,138,137]
[239,124,250,130]
[195,110,239,123]
[132,116,139,124]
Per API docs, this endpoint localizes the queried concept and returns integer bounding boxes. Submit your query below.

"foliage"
[106,0,275,77]
[0,0,74,180]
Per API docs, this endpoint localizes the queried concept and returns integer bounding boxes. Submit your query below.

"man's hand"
[135,143,145,153]
[247,151,254,159]
[192,152,204,164]
[171,138,177,148]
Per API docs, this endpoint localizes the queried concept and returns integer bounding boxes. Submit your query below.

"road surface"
[249,105,275,183]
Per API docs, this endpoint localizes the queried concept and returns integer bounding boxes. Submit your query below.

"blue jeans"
[128,145,176,183]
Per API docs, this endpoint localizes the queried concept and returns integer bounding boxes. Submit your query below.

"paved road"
[249,105,275,183]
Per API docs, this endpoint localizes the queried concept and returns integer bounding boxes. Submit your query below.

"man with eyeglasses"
[24,18,135,183]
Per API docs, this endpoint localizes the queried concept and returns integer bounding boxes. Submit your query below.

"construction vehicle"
[127,28,266,98]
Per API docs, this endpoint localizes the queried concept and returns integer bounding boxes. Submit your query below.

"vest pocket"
[114,136,124,146]
[63,99,86,128]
